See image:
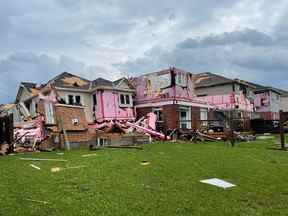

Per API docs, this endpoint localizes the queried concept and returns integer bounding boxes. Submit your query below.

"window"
[179,106,191,129]
[119,93,132,106]
[75,95,81,105]
[68,95,74,105]
[97,138,108,147]
[125,95,130,105]
[67,95,82,106]
[120,94,125,104]
[200,108,208,126]
[153,108,163,122]
[92,94,97,106]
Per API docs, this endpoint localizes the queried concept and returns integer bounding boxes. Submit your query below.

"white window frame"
[200,108,208,127]
[44,102,55,124]
[152,107,164,122]
[66,94,83,106]
[119,93,132,107]
[179,106,191,129]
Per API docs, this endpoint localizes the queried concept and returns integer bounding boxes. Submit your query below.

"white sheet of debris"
[200,178,236,189]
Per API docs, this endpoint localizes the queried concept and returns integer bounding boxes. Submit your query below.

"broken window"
[92,94,97,106]
[153,108,163,122]
[68,95,74,105]
[75,95,81,105]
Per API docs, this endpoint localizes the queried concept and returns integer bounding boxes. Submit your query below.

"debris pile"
[90,112,169,148]
[13,114,46,153]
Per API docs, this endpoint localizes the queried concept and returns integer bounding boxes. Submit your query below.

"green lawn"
[1,136,288,216]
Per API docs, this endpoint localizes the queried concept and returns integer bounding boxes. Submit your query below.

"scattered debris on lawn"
[257,134,275,140]
[20,158,67,162]
[51,165,86,172]
[141,161,150,166]
[82,153,97,157]
[0,143,9,156]
[177,129,223,142]
[234,132,256,142]
[108,146,143,150]
[25,199,49,205]
[200,178,236,189]
[56,152,64,155]
[29,164,41,170]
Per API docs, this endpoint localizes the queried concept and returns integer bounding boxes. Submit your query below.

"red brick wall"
[191,106,200,130]
[55,105,88,131]
[163,104,178,129]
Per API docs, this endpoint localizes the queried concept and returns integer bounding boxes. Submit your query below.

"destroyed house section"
[93,90,135,122]
[134,68,195,104]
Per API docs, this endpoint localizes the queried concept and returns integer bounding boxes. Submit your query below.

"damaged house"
[13,72,141,150]
[194,73,255,131]
[4,67,288,151]
[133,68,214,133]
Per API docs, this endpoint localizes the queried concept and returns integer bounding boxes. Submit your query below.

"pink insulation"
[94,90,135,122]
[135,69,195,103]
[14,115,45,143]
[198,93,254,112]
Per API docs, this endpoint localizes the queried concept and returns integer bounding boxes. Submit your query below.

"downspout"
[171,67,177,105]
[100,90,105,121]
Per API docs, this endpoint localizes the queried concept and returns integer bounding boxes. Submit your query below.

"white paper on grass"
[200,178,236,189]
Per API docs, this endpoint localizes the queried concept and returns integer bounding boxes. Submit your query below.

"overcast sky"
[1,0,288,103]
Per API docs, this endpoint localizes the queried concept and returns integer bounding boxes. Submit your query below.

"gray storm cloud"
[0,0,288,103]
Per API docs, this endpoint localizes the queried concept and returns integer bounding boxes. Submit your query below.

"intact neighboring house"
[134,68,213,131]
[194,73,255,131]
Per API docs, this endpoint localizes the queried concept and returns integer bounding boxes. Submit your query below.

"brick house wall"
[191,106,200,130]
[54,105,88,131]
[163,105,179,129]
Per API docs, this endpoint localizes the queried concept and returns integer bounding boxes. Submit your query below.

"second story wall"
[92,90,134,122]
[254,90,281,113]
[281,96,288,112]
[134,68,195,104]
[57,90,93,123]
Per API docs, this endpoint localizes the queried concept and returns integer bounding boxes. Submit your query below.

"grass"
[1,135,288,216]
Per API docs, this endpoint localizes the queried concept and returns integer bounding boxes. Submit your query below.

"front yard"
[1,136,288,215]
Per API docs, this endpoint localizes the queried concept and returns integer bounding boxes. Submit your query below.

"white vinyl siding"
[44,102,55,124]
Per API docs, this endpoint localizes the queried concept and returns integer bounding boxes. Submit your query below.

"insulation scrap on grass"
[20,158,67,162]
[25,199,49,205]
[200,178,236,189]
[141,161,150,166]
[82,153,97,157]
[51,165,86,173]
[29,164,41,170]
